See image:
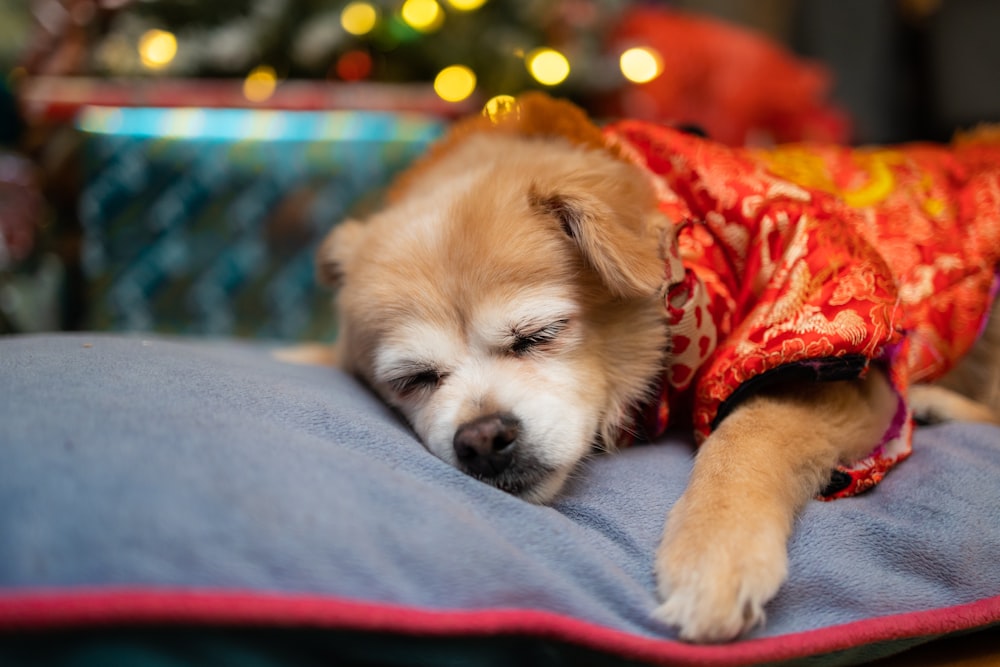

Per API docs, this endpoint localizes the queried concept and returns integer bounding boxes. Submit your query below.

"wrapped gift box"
[78,106,445,340]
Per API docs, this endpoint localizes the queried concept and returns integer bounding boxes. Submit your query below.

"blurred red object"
[609,7,851,146]
[0,154,43,270]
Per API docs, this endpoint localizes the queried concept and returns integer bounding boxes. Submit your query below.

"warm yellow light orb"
[447,0,487,10]
[482,95,517,123]
[434,65,476,103]
[620,46,663,84]
[138,29,177,70]
[526,48,570,86]
[401,0,444,32]
[243,65,278,103]
[341,2,378,36]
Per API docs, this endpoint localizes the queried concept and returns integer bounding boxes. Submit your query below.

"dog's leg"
[653,369,898,642]
[926,301,1000,422]
[910,301,1000,425]
[909,384,1000,424]
[272,343,339,367]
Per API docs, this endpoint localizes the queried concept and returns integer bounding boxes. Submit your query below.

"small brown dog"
[303,94,1000,642]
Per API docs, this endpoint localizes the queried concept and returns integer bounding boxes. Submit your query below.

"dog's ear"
[529,177,666,299]
[315,219,367,288]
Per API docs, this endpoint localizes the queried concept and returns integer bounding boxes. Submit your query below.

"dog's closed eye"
[509,319,569,356]
[388,367,447,397]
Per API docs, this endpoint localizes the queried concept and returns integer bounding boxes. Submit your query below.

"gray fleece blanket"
[1,333,998,666]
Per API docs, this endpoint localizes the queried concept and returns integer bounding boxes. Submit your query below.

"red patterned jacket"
[606,122,1000,498]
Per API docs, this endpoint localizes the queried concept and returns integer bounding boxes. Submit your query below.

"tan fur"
[933,301,1000,419]
[311,93,1000,643]
[655,371,898,641]
[272,343,339,367]
[387,92,629,204]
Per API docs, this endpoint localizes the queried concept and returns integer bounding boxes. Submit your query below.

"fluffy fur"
[309,93,1000,642]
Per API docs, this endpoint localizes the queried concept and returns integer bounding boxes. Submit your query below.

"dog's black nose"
[453,413,520,478]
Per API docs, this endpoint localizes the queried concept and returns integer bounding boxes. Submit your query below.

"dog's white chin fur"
[517,468,575,504]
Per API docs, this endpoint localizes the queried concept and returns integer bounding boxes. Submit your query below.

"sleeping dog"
[304,94,1000,642]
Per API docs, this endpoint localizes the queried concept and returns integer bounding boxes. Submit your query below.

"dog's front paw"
[652,501,788,643]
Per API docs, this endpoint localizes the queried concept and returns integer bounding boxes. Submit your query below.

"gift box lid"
[77,105,445,143]
[22,77,474,123]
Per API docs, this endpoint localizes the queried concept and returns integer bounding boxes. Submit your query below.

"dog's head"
[318,95,671,502]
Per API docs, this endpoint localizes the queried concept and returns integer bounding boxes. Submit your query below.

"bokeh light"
[434,65,476,102]
[341,2,378,36]
[243,65,278,102]
[447,0,487,10]
[401,0,444,33]
[482,94,517,123]
[336,50,373,81]
[526,48,570,86]
[138,29,177,70]
[620,46,663,84]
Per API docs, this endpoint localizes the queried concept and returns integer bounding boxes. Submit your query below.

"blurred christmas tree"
[20,1,850,144]
[64,0,633,106]
[7,0,858,338]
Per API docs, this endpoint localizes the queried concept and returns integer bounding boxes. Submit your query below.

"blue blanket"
[1,333,998,666]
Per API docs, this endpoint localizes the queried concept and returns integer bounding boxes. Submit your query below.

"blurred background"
[1,0,998,340]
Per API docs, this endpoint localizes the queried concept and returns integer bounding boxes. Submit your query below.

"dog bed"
[1,333,998,666]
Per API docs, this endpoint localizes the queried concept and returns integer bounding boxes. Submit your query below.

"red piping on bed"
[0,588,998,667]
